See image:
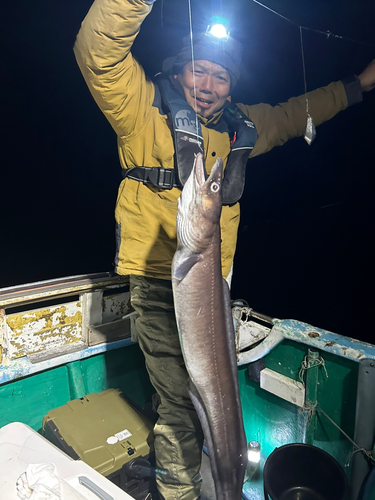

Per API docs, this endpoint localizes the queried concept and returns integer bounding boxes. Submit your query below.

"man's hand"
[358,59,375,92]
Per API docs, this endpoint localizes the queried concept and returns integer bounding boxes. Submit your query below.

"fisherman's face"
[175,60,231,118]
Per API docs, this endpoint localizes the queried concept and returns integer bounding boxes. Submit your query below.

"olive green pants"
[129,276,204,500]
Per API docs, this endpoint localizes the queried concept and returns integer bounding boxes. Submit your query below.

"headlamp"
[206,17,230,40]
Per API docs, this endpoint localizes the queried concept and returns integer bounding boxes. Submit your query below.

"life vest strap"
[122,167,181,190]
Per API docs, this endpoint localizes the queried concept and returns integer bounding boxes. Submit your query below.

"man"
[74,1,375,499]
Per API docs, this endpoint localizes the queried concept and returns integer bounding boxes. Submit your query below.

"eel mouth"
[194,153,206,187]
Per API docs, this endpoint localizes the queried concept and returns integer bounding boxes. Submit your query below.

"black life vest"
[123,75,258,205]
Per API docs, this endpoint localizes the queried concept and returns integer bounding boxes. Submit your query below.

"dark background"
[2,0,375,341]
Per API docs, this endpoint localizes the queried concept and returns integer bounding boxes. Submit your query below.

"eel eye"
[211,182,220,193]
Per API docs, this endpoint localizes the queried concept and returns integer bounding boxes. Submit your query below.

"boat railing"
[1,272,375,387]
[0,272,137,384]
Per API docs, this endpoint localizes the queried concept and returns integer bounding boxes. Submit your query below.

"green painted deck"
[0,338,363,499]
[0,344,154,432]
[240,340,358,499]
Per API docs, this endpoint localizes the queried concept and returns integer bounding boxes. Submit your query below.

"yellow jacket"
[74,0,351,280]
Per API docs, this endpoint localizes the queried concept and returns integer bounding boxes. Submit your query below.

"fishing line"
[187,0,200,141]
[299,27,308,108]
[251,0,292,25]
[182,0,374,146]
[318,407,375,466]
[299,26,315,144]
[251,0,375,48]
[251,0,374,143]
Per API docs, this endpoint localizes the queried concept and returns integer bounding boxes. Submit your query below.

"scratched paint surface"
[238,318,375,365]
[6,302,82,359]
[102,292,130,323]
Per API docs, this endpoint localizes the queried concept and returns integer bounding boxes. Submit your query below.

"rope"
[298,354,328,422]
[298,353,328,385]
[233,306,253,356]
[300,400,318,424]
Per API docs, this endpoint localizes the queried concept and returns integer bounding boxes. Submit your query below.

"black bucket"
[263,443,349,500]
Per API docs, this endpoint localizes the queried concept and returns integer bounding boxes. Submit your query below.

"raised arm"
[358,59,375,93]
[239,77,363,157]
[74,0,156,139]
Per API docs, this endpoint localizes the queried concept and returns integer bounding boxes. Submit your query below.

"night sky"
[2,0,375,342]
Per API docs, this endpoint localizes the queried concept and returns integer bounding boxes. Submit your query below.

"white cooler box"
[0,422,134,500]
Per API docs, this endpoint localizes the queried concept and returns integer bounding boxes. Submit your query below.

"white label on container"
[115,429,132,442]
[107,436,118,445]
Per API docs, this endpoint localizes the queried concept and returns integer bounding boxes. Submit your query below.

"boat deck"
[1,273,374,499]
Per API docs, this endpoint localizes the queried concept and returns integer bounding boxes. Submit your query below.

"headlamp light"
[206,17,230,40]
